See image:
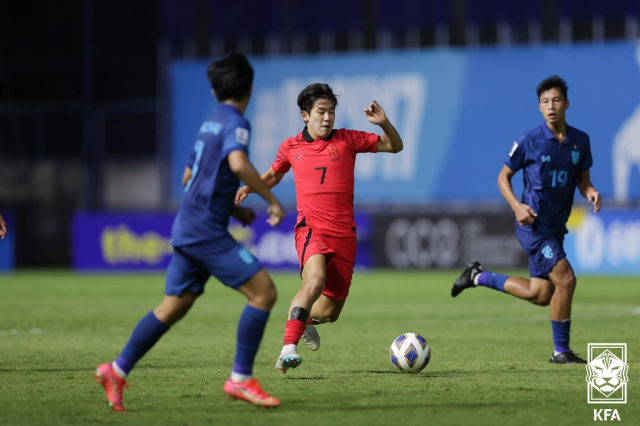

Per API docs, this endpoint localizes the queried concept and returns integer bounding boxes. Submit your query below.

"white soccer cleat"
[275,348,302,374]
[301,324,320,351]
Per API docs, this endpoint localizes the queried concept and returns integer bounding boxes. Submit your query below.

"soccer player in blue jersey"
[95,53,286,410]
[451,75,601,364]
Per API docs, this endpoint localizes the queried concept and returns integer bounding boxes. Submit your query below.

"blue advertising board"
[565,207,640,276]
[72,211,372,271]
[171,42,640,206]
[0,212,15,272]
[73,212,175,271]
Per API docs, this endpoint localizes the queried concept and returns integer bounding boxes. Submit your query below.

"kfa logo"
[593,409,621,421]
[586,343,628,404]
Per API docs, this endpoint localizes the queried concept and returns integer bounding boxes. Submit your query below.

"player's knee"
[304,269,325,286]
[323,312,341,323]
[313,313,339,323]
[529,293,550,306]
[315,305,342,323]
[155,293,198,325]
[302,272,326,296]
[252,282,277,310]
[534,295,552,306]
[567,276,577,292]
[527,285,553,306]
[262,283,277,308]
[555,272,576,292]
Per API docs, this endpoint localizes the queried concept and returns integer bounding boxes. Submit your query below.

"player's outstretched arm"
[498,164,537,226]
[235,167,285,205]
[228,151,285,227]
[363,100,403,153]
[577,170,601,213]
[0,213,6,240]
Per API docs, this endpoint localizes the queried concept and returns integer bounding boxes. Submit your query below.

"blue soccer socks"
[551,319,572,354]
[232,304,270,378]
[114,311,170,376]
[476,271,508,292]
[112,305,270,380]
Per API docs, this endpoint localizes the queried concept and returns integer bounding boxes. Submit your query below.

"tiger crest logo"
[586,344,629,404]
[327,145,341,162]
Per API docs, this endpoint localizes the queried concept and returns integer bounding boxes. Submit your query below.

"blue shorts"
[515,227,566,279]
[165,234,263,296]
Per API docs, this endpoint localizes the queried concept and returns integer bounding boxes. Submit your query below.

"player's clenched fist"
[514,203,537,226]
[231,206,257,227]
[266,202,285,228]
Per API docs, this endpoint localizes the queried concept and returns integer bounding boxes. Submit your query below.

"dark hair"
[206,53,254,101]
[297,83,339,113]
[536,75,568,100]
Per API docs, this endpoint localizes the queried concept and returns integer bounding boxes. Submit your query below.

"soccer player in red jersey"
[235,83,403,372]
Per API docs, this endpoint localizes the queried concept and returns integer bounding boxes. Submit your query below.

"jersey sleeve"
[581,134,593,171]
[221,118,251,157]
[346,130,379,153]
[271,141,292,174]
[504,133,528,172]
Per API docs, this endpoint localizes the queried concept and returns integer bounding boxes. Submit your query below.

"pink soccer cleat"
[94,363,129,412]
[223,378,280,408]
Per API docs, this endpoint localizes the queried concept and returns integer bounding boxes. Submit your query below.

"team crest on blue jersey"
[238,247,255,264]
[572,150,580,164]
[235,128,249,146]
[542,245,554,259]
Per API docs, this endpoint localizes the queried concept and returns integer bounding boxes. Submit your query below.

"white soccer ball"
[389,333,431,373]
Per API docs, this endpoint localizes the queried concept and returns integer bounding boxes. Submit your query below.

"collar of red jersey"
[302,126,336,142]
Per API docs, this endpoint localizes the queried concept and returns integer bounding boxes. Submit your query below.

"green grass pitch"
[0,270,638,425]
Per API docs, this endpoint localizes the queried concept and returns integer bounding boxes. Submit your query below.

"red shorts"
[294,227,357,300]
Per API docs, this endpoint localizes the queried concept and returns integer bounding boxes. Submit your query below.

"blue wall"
[171,42,640,206]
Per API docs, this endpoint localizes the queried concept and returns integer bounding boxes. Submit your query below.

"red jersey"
[271,127,378,237]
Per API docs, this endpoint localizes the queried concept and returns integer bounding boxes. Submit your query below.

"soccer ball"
[389,333,431,373]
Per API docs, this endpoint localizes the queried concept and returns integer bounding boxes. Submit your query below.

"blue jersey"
[505,123,593,235]
[171,104,251,246]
